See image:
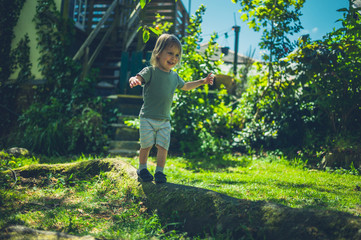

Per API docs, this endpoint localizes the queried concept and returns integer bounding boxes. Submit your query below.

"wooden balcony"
[141,0,189,38]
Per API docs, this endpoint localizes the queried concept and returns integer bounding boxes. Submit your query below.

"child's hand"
[204,73,214,85]
[129,76,142,88]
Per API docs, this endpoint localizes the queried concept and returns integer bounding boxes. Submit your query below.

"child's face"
[157,45,181,72]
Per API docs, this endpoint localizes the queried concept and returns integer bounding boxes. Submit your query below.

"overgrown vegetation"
[230,0,361,164]
[1,1,360,238]
[3,0,107,155]
[0,0,26,82]
[283,4,361,157]
[171,5,236,162]
[1,0,360,171]
[1,153,360,239]
[0,154,188,239]
[0,0,28,144]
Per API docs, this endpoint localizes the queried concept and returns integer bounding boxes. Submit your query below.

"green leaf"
[149,27,162,36]
[140,0,146,8]
[143,29,150,43]
[336,8,348,12]
[241,13,248,21]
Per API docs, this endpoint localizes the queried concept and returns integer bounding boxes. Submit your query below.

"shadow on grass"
[214,177,347,210]
[139,179,361,240]
[184,155,253,171]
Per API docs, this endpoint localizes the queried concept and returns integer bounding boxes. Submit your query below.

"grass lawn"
[124,154,361,216]
[1,153,360,239]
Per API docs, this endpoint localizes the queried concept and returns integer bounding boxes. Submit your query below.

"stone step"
[107,140,140,157]
[110,123,128,128]
[118,114,138,120]
[110,124,139,141]
[106,94,143,116]
[108,140,140,150]
[108,148,139,157]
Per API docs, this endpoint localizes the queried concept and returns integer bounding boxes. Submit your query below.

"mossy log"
[2,158,361,240]
[142,182,361,239]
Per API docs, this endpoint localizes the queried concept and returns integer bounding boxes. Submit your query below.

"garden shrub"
[171,6,236,161]
[15,0,106,156]
[233,3,361,161]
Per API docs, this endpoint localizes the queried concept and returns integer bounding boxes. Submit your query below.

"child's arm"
[129,75,144,88]
[181,73,214,91]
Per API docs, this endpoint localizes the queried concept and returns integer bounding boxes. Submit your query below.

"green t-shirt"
[138,66,185,120]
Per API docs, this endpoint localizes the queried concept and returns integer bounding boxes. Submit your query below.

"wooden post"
[232,25,240,76]
[87,0,95,34]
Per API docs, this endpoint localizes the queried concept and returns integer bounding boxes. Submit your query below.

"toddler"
[129,33,214,183]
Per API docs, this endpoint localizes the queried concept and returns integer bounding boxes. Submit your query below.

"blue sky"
[182,0,349,60]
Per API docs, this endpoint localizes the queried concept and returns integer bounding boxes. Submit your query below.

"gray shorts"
[139,117,171,151]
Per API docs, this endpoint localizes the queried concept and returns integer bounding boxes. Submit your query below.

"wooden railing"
[72,0,141,77]
[71,0,189,78]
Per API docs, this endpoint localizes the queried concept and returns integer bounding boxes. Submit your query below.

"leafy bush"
[19,98,68,156]
[67,107,107,153]
[18,98,106,156]
[15,0,106,156]
[286,5,361,145]
[171,6,236,161]
[0,33,35,147]
[233,3,361,160]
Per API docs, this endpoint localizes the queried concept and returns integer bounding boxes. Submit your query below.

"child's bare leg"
[155,144,168,172]
[139,146,152,170]
[137,146,153,182]
[154,145,168,183]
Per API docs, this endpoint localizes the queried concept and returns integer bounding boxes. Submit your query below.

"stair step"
[108,139,140,157]
[95,62,120,67]
[100,65,120,70]
[108,149,139,156]
[113,126,139,141]
[110,123,129,128]
[109,140,139,150]
[106,94,143,99]
[97,81,116,88]
[118,114,138,120]
[98,75,119,80]
[110,122,139,129]
[105,94,143,115]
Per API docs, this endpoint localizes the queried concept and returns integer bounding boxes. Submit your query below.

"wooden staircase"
[108,115,140,156]
[94,45,122,96]
[69,0,189,156]
[105,95,143,156]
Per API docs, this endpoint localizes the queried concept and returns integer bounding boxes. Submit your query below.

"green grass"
[123,154,361,216]
[0,169,187,239]
[1,152,360,239]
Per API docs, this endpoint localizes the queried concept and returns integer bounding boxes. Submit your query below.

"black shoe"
[154,171,167,184]
[137,169,153,182]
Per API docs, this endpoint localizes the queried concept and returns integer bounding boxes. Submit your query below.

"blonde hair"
[150,34,182,68]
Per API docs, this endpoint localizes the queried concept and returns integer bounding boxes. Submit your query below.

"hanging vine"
[0,0,26,83]
[33,0,80,104]
[14,34,35,84]
[0,0,30,147]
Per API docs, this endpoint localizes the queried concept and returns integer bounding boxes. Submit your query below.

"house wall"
[10,0,62,81]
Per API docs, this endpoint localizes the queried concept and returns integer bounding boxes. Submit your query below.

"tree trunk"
[2,158,361,240]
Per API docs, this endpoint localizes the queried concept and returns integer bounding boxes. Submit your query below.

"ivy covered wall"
[10,0,62,80]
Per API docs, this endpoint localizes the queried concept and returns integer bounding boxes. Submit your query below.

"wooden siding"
[141,0,189,38]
